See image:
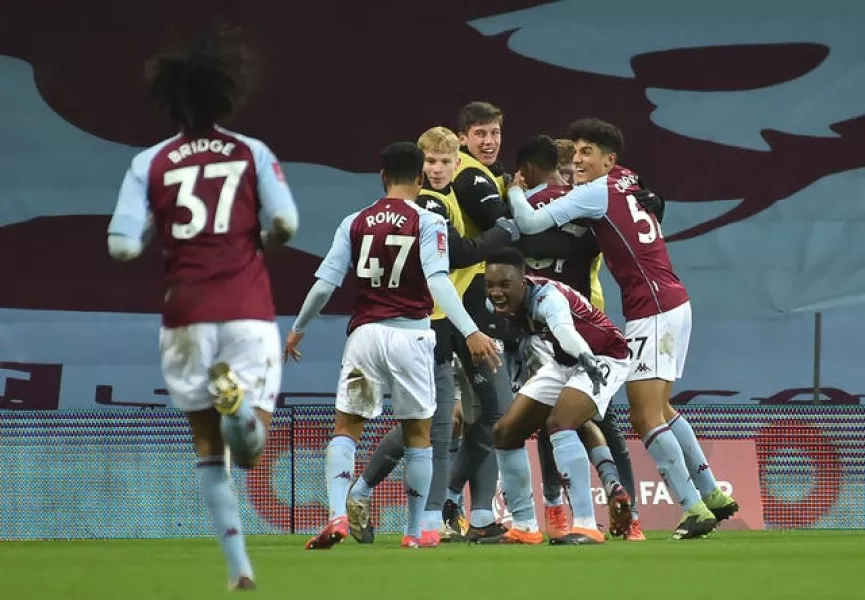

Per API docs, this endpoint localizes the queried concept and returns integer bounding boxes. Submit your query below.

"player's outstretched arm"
[542,296,607,393]
[508,176,608,235]
[416,191,517,268]
[283,216,352,362]
[451,168,509,231]
[284,279,337,362]
[535,286,596,359]
[427,273,501,372]
[448,219,518,269]
[507,183,558,235]
[538,288,607,392]
[419,212,501,371]
[516,228,592,260]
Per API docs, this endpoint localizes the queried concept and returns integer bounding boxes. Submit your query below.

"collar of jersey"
[526,182,548,198]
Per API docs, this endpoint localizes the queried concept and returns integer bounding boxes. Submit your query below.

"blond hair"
[554,138,576,166]
[418,126,460,155]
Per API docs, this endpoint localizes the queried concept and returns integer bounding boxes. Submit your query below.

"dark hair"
[567,118,624,156]
[457,101,504,134]
[485,247,526,270]
[381,142,425,185]
[515,135,559,172]
[145,23,252,136]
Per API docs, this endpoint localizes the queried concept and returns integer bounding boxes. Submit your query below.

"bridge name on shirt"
[365,211,407,228]
[168,138,236,164]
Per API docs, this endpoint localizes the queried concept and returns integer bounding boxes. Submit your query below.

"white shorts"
[159,319,282,413]
[624,301,692,382]
[507,336,555,392]
[336,323,436,421]
[518,355,630,419]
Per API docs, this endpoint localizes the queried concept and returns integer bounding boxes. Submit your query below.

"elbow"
[449,248,477,269]
[588,207,606,221]
[450,257,473,269]
[107,235,142,262]
[109,249,141,262]
[519,218,547,236]
[270,215,298,245]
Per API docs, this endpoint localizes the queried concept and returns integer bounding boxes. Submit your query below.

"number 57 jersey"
[315,198,449,335]
[109,127,296,327]
[589,165,688,321]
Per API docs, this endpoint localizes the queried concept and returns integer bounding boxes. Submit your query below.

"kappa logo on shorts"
[635,362,651,373]
[659,331,676,357]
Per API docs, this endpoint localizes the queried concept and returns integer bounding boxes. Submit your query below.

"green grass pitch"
[2,531,864,599]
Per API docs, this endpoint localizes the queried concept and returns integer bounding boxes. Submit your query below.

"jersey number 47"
[356,234,415,288]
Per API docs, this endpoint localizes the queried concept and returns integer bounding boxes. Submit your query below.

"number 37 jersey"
[108,127,297,327]
[315,198,449,335]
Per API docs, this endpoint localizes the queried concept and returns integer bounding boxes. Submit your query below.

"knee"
[663,404,679,422]
[492,420,515,449]
[627,407,653,438]
[234,453,261,470]
[402,419,432,448]
[545,414,569,437]
[332,411,365,441]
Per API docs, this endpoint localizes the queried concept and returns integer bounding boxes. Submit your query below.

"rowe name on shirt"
[365,210,408,228]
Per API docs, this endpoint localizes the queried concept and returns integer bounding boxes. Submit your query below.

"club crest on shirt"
[271,161,286,182]
[436,231,446,256]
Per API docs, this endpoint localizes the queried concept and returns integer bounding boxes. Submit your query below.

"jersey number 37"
[165,161,248,240]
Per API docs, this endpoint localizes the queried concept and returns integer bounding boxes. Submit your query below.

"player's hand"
[494,217,521,241]
[550,170,570,186]
[633,188,664,215]
[509,171,527,191]
[283,331,304,363]
[576,353,607,396]
[452,401,464,438]
[465,331,502,373]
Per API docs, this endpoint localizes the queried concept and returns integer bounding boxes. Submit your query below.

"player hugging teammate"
[290,108,739,548]
[109,22,740,585]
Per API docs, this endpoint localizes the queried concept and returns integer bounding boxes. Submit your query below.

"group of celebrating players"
[107,26,739,590]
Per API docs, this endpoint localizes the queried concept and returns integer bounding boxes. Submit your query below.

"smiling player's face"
[485,263,525,316]
[461,122,501,166]
[572,140,616,184]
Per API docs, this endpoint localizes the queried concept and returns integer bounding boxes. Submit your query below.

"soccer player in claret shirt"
[284,142,501,550]
[481,248,630,545]
[106,25,298,590]
[514,135,646,540]
[346,127,519,545]
[507,118,739,539]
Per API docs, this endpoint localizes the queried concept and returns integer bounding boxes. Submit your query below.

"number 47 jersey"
[315,198,449,335]
[108,127,297,327]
